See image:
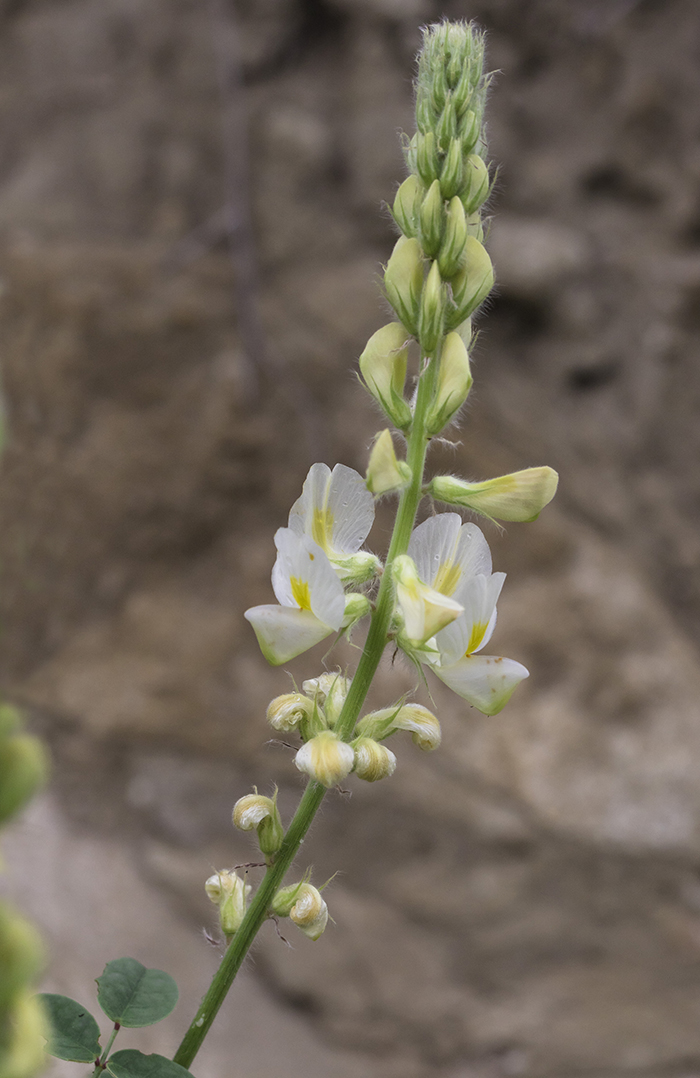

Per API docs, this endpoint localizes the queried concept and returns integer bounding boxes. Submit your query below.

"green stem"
[173,349,439,1070]
[93,1023,120,1073]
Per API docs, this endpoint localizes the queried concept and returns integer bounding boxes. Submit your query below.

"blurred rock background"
[2,0,700,1075]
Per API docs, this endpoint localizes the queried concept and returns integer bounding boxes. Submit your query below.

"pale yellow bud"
[356,703,441,751]
[205,870,250,936]
[391,703,442,751]
[430,467,559,522]
[294,730,355,788]
[366,429,412,496]
[426,331,473,435]
[358,322,412,430]
[232,792,284,860]
[352,737,397,781]
[289,883,328,941]
[384,237,424,337]
[392,555,463,646]
[447,235,493,325]
[266,693,315,733]
[302,672,351,726]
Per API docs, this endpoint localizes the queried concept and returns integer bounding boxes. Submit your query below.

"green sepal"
[37,993,101,1063]
[96,959,178,1028]
[106,1049,195,1078]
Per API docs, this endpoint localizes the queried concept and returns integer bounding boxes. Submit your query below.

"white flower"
[288,462,379,583]
[244,528,345,665]
[407,514,529,715]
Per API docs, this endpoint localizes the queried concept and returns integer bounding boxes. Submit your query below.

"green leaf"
[37,993,102,1062]
[106,1049,195,1078]
[97,958,179,1027]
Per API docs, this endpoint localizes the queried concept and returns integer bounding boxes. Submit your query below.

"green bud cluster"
[361,21,495,447]
[0,704,48,1078]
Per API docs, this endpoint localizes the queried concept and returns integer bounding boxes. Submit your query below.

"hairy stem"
[173,351,437,1070]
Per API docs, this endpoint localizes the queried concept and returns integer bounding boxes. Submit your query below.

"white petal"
[244,605,335,665]
[408,513,461,586]
[432,654,529,715]
[437,571,506,662]
[271,528,345,629]
[326,464,375,554]
[288,463,374,558]
[288,463,332,546]
[409,515,492,596]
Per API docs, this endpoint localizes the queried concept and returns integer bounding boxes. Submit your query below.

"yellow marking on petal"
[465,621,487,656]
[433,559,462,596]
[290,577,312,611]
[311,508,334,552]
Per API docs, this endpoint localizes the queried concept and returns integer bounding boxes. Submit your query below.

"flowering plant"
[35,20,557,1078]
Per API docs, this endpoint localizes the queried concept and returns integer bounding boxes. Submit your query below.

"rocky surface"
[3,1,700,1076]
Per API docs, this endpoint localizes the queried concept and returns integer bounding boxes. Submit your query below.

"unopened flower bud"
[352,737,397,781]
[366,429,412,496]
[418,260,445,355]
[359,322,412,430]
[333,550,381,586]
[271,879,328,940]
[439,138,464,200]
[392,555,463,646]
[419,179,445,259]
[458,109,480,153]
[452,64,474,116]
[384,236,424,338]
[205,870,250,937]
[461,154,490,214]
[416,131,440,186]
[266,693,315,733]
[447,236,493,326]
[438,197,469,279]
[426,330,473,435]
[302,672,351,726]
[430,467,559,522]
[289,883,328,941]
[357,703,441,752]
[342,592,371,631]
[233,791,284,861]
[295,730,355,788]
[392,175,423,238]
[435,93,458,150]
[415,92,434,135]
[271,880,304,918]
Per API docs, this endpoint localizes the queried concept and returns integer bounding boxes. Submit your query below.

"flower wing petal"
[432,653,529,715]
[409,515,492,597]
[408,513,462,587]
[327,464,375,555]
[244,605,335,665]
[272,528,345,629]
[288,463,332,546]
